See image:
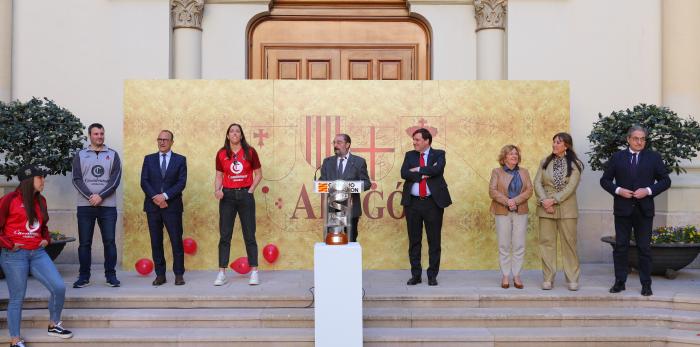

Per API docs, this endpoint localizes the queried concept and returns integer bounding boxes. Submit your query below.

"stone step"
[1,308,314,329]
[1,327,699,347]
[363,327,700,347]
[4,307,700,330]
[363,289,700,310]
[0,327,314,347]
[11,290,700,311]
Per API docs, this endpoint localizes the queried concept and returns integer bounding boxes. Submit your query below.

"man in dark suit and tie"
[140,130,188,286]
[319,134,371,242]
[401,128,452,286]
[600,125,671,296]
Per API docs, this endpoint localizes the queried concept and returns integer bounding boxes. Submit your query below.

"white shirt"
[158,150,172,200]
[614,148,652,196]
[336,151,350,176]
[411,147,432,197]
[159,150,172,170]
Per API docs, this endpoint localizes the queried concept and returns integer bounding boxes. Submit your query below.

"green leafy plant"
[587,104,700,174]
[0,97,86,181]
[50,230,67,241]
[651,225,700,245]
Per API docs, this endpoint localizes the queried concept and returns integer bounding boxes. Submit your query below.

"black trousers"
[219,188,258,268]
[146,210,185,276]
[405,196,443,279]
[349,217,360,242]
[613,204,653,285]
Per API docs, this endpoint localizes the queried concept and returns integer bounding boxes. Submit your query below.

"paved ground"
[2,264,697,301]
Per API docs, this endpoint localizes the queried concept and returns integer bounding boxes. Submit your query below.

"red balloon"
[263,243,279,263]
[183,238,197,255]
[135,258,154,276]
[230,257,251,274]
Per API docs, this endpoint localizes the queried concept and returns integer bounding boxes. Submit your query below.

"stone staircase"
[1,266,699,346]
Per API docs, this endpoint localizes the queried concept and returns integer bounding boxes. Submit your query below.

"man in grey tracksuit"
[71,123,122,288]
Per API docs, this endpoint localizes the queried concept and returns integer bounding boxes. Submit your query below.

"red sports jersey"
[0,190,51,250]
[215,147,261,188]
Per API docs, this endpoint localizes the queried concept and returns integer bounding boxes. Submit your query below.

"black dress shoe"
[406,277,422,285]
[428,278,438,286]
[175,275,185,286]
[609,280,625,293]
[152,275,166,286]
[641,284,653,296]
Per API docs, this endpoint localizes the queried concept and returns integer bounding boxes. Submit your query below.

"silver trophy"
[313,180,364,245]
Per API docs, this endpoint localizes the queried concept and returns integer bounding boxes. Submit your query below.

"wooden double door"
[248,19,431,80]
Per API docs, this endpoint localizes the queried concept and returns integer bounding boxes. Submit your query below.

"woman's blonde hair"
[498,145,521,166]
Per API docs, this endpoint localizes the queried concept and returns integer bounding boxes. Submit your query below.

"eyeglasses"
[629,136,646,142]
[157,138,172,142]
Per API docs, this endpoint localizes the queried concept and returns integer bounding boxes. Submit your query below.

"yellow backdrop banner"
[123,80,569,270]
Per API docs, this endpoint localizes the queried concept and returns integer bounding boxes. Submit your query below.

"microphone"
[313,164,322,181]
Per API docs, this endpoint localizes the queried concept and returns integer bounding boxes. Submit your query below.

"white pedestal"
[314,242,363,347]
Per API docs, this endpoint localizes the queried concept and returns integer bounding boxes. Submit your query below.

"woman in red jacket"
[0,165,73,347]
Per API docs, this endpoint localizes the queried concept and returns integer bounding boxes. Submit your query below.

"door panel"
[264,46,416,80]
[266,49,341,80]
[342,49,414,80]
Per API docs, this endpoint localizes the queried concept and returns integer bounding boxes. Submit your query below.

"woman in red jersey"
[212,124,263,286]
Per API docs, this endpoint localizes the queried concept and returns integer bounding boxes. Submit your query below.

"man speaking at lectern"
[319,134,371,242]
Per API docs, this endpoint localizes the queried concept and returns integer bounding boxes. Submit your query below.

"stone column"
[474,0,507,80]
[0,0,13,195]
[662,0,700,119]
[659,0,700,233]
[0,0,12,102]
[171,0,204,79]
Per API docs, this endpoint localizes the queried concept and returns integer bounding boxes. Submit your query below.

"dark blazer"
[400,148,452,209]
[600,149,671,217]
[140,152,188,213]
[319,153,371,217]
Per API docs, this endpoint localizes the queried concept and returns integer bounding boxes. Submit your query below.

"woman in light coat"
[534,132,584,291]
[489,145,533,289]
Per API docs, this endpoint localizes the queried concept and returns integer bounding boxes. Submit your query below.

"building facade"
[1,0,698,267]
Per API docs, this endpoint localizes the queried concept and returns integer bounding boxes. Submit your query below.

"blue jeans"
[0,248,66,338]
[77,206,118,280]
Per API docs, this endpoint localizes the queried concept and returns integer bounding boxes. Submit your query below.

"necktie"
[160,153,167,177]
[337,157,345,178]
[419,153,427,197]
[631,152,638,177]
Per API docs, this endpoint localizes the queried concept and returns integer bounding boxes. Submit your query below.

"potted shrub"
[601,226,700,279]
[590,104,700,278]
[0,97,85,179]
[588,103,700,174]
[0,97,85,264]
[46,230,77,261]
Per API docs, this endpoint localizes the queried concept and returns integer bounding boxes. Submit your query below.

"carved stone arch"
[246,0,432,80]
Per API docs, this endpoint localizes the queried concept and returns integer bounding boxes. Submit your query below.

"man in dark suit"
[600,125,671,296]
[401,128,452,286]
[319,134,371,242]
[140,130,188,286]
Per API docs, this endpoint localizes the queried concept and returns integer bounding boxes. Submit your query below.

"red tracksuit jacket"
[0,189,51,250]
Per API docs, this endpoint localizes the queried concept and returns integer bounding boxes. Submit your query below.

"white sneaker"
[568,282,579,291]
[213,271,227,286]
[542,281,553,290]
[249,270,259,285]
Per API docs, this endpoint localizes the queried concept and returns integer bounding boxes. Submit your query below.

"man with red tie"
[400,128,452,286]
